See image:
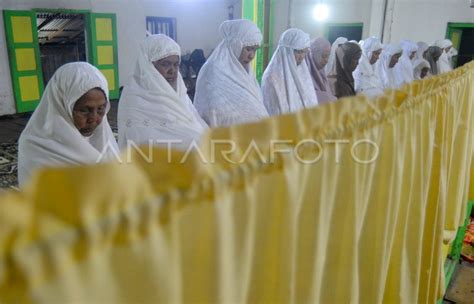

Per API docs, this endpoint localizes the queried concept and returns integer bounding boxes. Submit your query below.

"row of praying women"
[353,38,456,97]
[17,18,459,186]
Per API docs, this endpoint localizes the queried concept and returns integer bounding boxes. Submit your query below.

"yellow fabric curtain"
[1,62,473,303]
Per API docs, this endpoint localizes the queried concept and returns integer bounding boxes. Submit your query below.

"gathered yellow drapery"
[1,62,473,303]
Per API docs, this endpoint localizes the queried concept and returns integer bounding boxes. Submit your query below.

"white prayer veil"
[18,62,119,186]
[261,28,318,115]
[325,36,348,77]
[193,19,268,127]
[353,36,384,97]
[413,58,431,80]
[118,34,207,150]
[376,43,403,89]
[434,39,454,73]
[416,41,429,60]
[394,40,417,86]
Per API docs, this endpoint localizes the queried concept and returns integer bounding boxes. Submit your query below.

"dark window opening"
[36,12,86,85]
[457,28,474,67]
[327,24,363,44]
[146,17,177,41]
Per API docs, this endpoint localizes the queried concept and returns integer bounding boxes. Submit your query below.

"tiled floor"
[0,101,118,189]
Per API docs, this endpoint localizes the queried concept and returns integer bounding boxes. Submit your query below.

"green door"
[242,0,274,82]
[86,13,120,99]
[450,29,462,50]
[3,10,44,113]
[449,29,462,68]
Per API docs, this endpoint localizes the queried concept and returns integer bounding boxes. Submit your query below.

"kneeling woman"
[18,62,119,186]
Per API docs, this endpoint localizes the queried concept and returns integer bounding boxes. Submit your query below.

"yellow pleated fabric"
[1,62,473,303]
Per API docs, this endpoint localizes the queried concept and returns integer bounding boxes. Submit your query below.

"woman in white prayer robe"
[415,41,431,77]
[413,59,431,80]
[261,28,318,116]
[434,39,453,74]
[353,36,384,97]
[416,41,429,61]
[394,40,417,86]
[194,19,268,127]
[18,62,119,186]
[118,34,207,150]
[325,37,348,95]
[376,44,403,89]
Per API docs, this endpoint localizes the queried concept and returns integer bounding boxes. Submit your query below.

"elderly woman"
[424,46,443,76]
[261,28,318,115]
[376,44,403,89]
[413,59,431,80]
[18,62,119,186]
[194,19,268,127]
[118,34,207,150]
[305,37,337,103]
[353,36,384,97]
[333,42,362,98]
[394,40,418,86]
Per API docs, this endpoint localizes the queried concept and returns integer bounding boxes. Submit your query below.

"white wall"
[284,0,473,45]
[0,0,230,115]
[0,12,15,115]
[291,0,374,37]
[385,0,474,43]
[272,0,375,49]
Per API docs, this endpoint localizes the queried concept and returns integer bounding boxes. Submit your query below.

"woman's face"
[72,88,107,137]
[420,67,429,79]
[153,55,180,90]
[389,53,402,68]
[294,48,309,65]
[370,49,382,65]
[239,46,259,66]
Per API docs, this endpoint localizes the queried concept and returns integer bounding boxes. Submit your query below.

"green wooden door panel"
[86,13,120,100]
[3,10,44,113]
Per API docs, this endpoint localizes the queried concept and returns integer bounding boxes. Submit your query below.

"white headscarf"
[413,58,431,80]
[394,40,417,86]
[376,43,403,89]
[353,36,384,97]
[18,62,119,186]
[118,34,207,150]
[325,37,348,77]
[261,28,317,115]
[448,46,458,59]
[193,19,268,127]
[434,39,453,50]
[416,41,429,61]
[434,39,453,73]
